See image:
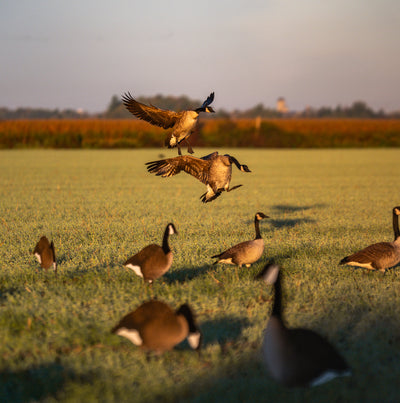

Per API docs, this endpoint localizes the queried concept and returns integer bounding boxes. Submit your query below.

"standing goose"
[211,212,268,267]
[146,151,251,203]
[111,300,201,354]
[121,92,215,155]
[124,223,177,283]
[259,263,351,387]
[33,236,57,273]
[339,206,400,273]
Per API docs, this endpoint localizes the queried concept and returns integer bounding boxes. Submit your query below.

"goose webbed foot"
[199,191,221,203]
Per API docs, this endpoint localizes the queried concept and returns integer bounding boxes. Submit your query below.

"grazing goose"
[259,263,351,387]
[340,206,400,273]
[121,92,215,155]
[124,223,177,283]
[211,212,268,267]
[111,300,201,354]
[146,151,251,203]
[33,236,57,273]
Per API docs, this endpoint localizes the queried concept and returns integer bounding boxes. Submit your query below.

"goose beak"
[206,107,215,113]
[241,165,251,172]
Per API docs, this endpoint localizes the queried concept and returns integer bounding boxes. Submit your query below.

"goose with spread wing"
[145,151,251,203]
[122,92,215,155]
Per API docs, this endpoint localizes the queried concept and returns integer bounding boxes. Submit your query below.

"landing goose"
[112,300,201,354]
[145,151,251,203]
[122,92,215,155]
[211,212,268,267]
[259,263,351,387]
[33,236,57,273]
[340,206,400,273]
[124,223,177,283]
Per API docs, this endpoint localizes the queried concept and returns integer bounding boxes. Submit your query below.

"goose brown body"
[212,212,268,267]
[111,300,201,353]
[340,206,400,272]
[146,152,251,203]
[33,236,56,272]
[259,263,351,387]
[122,92,214,155]
[124,223,177,283]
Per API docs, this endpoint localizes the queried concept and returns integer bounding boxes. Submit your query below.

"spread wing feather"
[145,156,209,185]
[201,92,215,109]
[122,92,179,129]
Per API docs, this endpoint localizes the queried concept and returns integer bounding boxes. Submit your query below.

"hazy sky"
[1,0,399,113]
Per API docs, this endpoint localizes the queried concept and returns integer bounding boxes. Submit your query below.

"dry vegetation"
[1,118,400,148]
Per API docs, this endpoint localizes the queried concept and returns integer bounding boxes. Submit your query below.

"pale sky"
[1,0,399,113]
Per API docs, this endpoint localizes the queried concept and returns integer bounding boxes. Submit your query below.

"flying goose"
[145,151,251,203]
[339,206,400,273]
[111,300,201,354]
[121,92,215,155]
[259,263,351,387]
[124,223,177,283]
[33,236,57,273]
[211,212,268,267]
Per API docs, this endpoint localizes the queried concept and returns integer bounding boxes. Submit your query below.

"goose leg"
[226,184,243,192]
[185,139,194,154]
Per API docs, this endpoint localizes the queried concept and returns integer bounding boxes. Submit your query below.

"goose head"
[176,303,202,350]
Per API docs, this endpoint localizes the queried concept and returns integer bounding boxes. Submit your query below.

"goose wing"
[200,151,219,161]
[345,242,395,262]
[122,92,180,129]
[200,92,215,109]
[146,155,209,184]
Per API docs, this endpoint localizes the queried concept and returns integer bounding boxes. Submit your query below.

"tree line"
[1,95,399,120]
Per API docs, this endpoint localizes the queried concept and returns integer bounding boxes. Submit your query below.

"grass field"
[0,148,400,402]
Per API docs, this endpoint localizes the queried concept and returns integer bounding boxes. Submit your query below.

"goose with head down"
[112,300,201,354]
[33,236,57,273]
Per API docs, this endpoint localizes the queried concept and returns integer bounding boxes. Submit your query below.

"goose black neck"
[393,209,400,240]
[272,272,282,318]
[162,226,171,253]
[255,216,262,239]
[228,155,241,170]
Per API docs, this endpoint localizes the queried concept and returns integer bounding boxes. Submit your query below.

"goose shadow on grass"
[198,315,251,348]
[271,203,327,213]
[265,203,327,229]
[0,363,67,403]
[162,264,215,284]
[269,217,315,229]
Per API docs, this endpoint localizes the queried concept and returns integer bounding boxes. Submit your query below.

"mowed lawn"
[0,148,399,402]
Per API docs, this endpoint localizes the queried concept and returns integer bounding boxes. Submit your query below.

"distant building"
[276,97,289,113]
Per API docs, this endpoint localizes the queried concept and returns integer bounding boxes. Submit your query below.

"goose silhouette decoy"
[111,300,201,354]
[258,263,351,387]
[211,212,268,266]
[121,92,215,155]
[339,206,400,273]
[33,236,57,273]
[145,151,251,203]
[124,223,177,283]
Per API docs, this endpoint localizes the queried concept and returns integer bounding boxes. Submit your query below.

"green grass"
[0,148,400,402]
